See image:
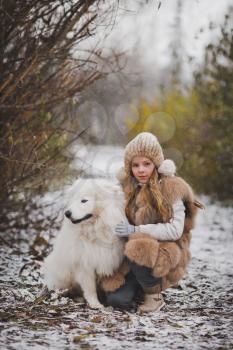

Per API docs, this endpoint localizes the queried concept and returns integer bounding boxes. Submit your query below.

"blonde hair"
[122,168,173,224]
[148,171,173,222]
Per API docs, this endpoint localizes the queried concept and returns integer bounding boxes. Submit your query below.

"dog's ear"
[110,184,122,193]
[111,185,125,201]
[102,185,123,198]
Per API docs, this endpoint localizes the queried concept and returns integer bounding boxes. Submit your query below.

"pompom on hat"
[124,132,176,177]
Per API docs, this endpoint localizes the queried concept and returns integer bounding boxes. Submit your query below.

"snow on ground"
[0,146,233,349]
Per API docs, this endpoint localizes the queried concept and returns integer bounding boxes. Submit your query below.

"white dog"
[43,177,127,309]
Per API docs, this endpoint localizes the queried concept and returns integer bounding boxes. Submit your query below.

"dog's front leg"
[75,270,104,309]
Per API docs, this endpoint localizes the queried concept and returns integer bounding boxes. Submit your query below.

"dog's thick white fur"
[43,177,127,309]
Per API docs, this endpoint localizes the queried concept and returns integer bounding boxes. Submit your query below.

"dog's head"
[64,178,125,227]
[64,182,96,225]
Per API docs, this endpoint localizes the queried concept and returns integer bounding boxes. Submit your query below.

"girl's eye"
[81,199,88,203]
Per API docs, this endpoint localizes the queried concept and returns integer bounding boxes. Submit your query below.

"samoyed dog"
[43,177,127,309]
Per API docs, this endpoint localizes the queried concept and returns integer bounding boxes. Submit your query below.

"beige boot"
[138,293,165,313]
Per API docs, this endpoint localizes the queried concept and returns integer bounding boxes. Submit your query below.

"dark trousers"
[105,260,162,310]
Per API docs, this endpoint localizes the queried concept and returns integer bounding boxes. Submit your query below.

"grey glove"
[115,221,136,237]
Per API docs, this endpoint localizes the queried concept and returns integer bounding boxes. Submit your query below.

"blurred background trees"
[192,12,233,200]
[126,10,233,201]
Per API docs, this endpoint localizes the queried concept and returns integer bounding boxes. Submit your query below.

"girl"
[102,132,202,313]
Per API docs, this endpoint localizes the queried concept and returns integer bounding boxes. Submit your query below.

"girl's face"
[131,156,156,184]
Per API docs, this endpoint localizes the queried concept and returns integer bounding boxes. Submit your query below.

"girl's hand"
[115,221,135,237]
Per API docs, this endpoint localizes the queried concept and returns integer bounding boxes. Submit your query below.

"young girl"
[102,132,202,313]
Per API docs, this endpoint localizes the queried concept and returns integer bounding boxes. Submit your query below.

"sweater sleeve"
[137,200,185,241]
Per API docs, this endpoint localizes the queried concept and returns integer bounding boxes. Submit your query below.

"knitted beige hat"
[124,132,176,177]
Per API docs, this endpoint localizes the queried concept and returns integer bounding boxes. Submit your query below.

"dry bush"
[0,0,122,229]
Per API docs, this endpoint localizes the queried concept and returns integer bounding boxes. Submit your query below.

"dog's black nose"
[65,210,72,219]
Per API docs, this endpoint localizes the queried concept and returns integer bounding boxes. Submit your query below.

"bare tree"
[0,0,121,228]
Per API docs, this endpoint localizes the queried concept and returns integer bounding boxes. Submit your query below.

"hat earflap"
[158,159,176,177]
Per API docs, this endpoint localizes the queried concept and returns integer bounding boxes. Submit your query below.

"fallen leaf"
[73,334,88,343]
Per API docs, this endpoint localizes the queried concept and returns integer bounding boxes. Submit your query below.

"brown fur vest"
[101,175,200,293]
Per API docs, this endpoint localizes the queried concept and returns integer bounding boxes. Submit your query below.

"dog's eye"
[81,199,88,203]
